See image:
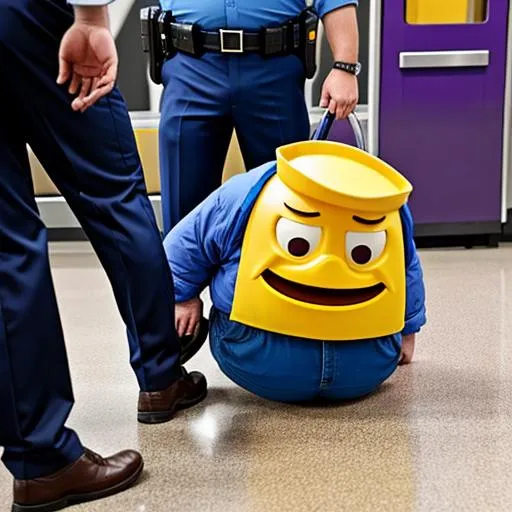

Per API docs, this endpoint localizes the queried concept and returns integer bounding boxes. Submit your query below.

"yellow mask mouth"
[261,269,386,306]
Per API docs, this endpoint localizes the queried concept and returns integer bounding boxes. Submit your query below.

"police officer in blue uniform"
[157,0,360,234]
[0,1,206,510]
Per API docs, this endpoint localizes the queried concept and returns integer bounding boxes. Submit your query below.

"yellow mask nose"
[305,255,349,287]
[280,254,377,289]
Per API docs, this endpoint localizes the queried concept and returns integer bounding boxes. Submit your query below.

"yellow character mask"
[230,140,413,341]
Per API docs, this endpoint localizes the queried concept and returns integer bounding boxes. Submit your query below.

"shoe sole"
[137,387,208,425]
[11,460,144,512]
[180,317,209,365]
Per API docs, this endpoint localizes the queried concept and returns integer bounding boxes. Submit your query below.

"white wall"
[108,0,135,38]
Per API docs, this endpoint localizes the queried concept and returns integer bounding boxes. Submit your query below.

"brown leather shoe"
[138,369,207,424]
[12,448,143,512]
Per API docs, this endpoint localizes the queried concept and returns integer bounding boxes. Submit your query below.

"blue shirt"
[67,1,113,4]
[160,0,358,30]
[164,163,427,336]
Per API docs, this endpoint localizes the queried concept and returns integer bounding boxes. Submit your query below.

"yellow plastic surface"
[230,140,412,341]
[32,127,245,196]
[406,0,487,24]
[30,128,163,196]
[276,140,412,213]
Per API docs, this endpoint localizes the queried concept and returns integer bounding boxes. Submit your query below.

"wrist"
[73,6,110,29]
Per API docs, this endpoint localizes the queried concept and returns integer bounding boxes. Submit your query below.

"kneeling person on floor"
[164,140,426,402]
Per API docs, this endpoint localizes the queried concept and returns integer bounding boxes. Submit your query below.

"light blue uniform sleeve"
[67,1,114,5]
[163,191,226,303]
[313,0,358,18]
[400,205,427,335]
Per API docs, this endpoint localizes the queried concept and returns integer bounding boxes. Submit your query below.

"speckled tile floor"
[2,242,512,511]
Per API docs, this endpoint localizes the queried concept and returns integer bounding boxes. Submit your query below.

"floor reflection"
[2,244,512,511]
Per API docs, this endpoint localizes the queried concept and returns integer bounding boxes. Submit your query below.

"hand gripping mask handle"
[312,110,367,151]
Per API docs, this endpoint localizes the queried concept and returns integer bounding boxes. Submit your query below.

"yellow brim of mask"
[276,140,412,213]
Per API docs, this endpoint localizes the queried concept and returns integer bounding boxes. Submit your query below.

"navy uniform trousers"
[159,50,311,234]
[0,0,182,480]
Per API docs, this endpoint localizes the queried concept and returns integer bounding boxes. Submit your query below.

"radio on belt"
[298,7,319,79]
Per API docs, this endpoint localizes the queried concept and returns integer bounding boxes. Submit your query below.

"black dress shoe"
[179,316,209,364]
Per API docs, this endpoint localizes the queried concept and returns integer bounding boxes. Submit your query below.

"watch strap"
[333,61,359,75]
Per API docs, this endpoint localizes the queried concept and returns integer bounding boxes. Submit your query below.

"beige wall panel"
[32,126,246,196]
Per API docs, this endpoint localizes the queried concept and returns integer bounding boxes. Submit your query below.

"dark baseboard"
[412,221,501,249]
[414,221,501,238]
[414,234,499,249]
[48,228,88,242]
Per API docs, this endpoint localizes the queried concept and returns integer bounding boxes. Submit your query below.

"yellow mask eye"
[346,231,387,265]
[276,218,321,258]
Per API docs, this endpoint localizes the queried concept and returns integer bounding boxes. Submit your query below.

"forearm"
[401,248,426,335]
[399,205,427,336]
[163,200,223,302]
[323,5,359,63]
[165,242,213,303]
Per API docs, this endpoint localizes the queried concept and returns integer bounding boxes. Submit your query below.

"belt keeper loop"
[171,22,202,57]
[293,21,300,50]
[258,26,269,58]
[284,21,293,53]
[261,26,286,57]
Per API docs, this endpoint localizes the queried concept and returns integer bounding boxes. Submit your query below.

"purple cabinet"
[375,0,510,235]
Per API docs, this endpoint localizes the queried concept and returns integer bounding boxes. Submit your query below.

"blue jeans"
[210,309,402,403]
[159,51,310,233]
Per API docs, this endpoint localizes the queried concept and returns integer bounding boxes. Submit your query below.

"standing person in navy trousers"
[158,0,361,235]
[0,1,207,510]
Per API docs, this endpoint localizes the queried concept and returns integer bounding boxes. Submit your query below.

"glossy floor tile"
[2,242,512,511]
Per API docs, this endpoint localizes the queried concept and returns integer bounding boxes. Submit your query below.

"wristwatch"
[333,61,361,76]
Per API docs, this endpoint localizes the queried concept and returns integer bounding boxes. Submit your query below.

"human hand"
[175,298,203,338]
[57,7,118,112]
[399,334,416,365]
[320,69,358,120]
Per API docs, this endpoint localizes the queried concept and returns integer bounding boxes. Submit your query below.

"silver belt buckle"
[220,29,244,53]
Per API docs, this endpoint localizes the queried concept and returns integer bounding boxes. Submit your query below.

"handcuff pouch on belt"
[140,6,166,84]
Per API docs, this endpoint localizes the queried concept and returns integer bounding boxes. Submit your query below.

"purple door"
[377,0,509,235]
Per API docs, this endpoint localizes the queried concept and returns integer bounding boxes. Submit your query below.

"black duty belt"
[167,20,301,57]
[141,6,319,84]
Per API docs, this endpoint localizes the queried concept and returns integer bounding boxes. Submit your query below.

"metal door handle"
[399,50,489,69]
